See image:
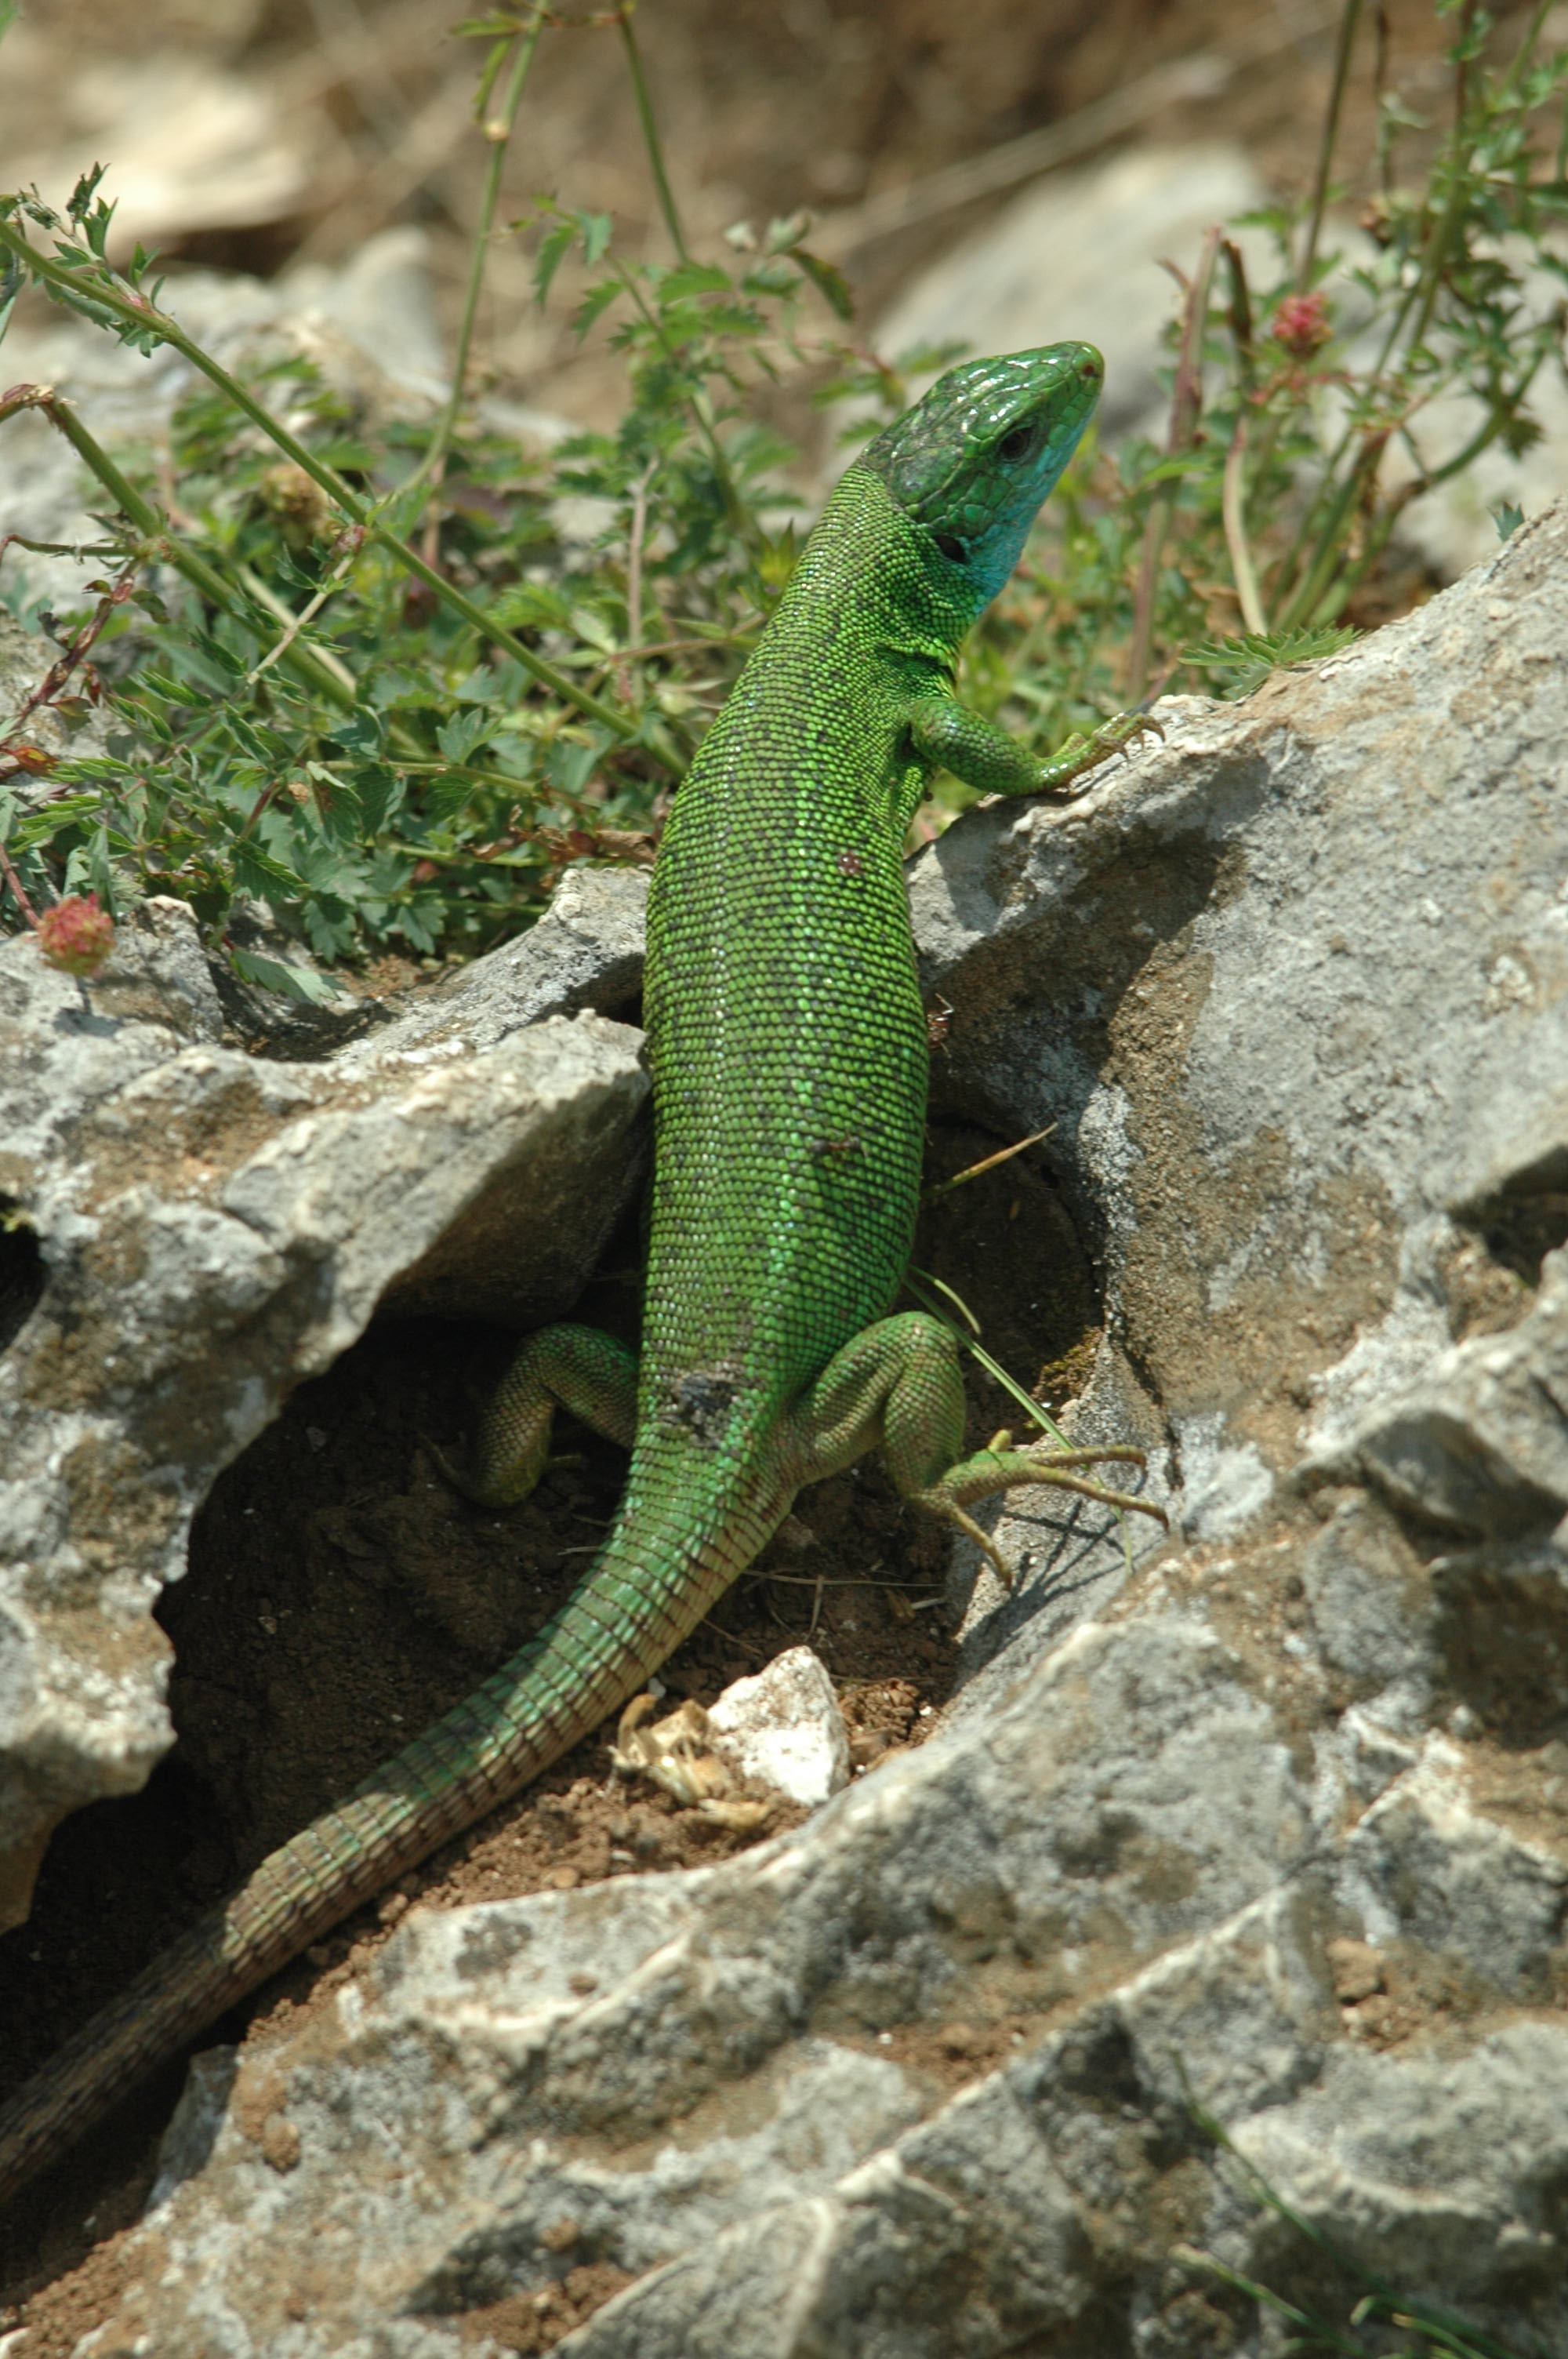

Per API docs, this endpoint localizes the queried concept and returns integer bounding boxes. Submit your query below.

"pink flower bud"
[1272,292,1331,358]
[37,892,115,978]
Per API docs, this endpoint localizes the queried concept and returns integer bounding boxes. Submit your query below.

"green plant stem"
[1,381,360,713]
[410,8,546,496]
[1127,227,1221,700]
[1276,430,1388,630]
[0,223,673,765]
[1403,148,1474,362]
[1221,413,1267,633]
[618,3,689,264]
[1402,0,1555,375]
[1308,351,1547,627]
[1300,0,1364,287]
[613,261,752,539]
[922,1125,1054,1205]
[1178,2078,1541,2359]
[1270,8,1499,619]
[0,836,41,925]
[1172,2246,1372,2357]
[234,561,358,696]
[1,390,604,844]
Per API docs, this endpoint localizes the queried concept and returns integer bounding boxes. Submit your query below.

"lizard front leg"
[782,1310,1164,1583]
[907,695,1160,801]
[435,1323,638,1507]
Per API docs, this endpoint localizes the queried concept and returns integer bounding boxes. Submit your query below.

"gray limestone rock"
[9,505,1568,2351]
[0,899,647,1926]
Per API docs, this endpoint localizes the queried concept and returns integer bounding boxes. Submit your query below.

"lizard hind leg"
[790,1310,1164,1587]
[434,1322,638,1508]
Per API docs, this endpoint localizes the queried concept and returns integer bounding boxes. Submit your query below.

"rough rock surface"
[704,1643,851,1808]
[0,903,647,1927]
[5,502,1568,2351]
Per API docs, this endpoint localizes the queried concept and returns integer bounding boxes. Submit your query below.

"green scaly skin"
[0,343,1163,2205]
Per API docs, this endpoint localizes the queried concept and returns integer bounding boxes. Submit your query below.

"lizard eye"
[997,423,1039,465]
[933,532,967,565]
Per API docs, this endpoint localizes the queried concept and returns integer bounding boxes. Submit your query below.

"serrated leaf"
[12,796,103,849]
[136,667,206,707]
[435,707,498,764]
[232,838,307,898]
[329,703,384,754]
[545,737,601,798]
[222,707,289,767]
[489,580,573,632]
[353,762,401,836]
[572,278,622,340]
[533,217,576,307]
[579,210,612,267]
[229,947,345,1007]
[67,163,108,224]
[568,604,616,653]
[793,248,854,322]
[1187,624,1357,691]
[656,264,732,303]
[425,770,477,825]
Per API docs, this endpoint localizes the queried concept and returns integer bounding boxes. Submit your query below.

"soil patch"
[0,1114,1106,2350]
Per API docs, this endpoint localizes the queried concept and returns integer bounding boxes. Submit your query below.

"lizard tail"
[0,1454,782,2205]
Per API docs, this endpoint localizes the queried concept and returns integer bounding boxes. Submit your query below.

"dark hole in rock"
[1436,1560,1568,1750]
[0,1125,1109,2303]
[1453,1147,1568,1285]
[0,1202,45,1354]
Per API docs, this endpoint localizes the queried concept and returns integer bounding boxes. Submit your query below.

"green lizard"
[0,341,1163,2204]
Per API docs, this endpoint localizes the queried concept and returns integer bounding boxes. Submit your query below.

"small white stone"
[705,1645,851,1808]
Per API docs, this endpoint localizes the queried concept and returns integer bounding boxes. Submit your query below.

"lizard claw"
[1036,705,1163,798]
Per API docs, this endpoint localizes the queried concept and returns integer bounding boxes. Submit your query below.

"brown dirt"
[1,0,1468,450]
[0,1111,1105,2353]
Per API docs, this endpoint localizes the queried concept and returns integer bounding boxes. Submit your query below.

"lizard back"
[641,462,974,1456]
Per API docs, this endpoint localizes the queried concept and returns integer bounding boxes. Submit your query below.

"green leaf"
[353,762,401,837]
[329,703,384,754]
[229,947,345,1006]
[489,580,572,632]
[470,31,512,116]
[424,769,477,825]
[0,1,18,48]
[579,209,612,268]
[533,216,576,307]
[546,737,601,798]
[221,707,287,766]
[435,707,498,764]
[793,248,855,322]
[572,278,622,339]
[232,838,307,899]
[1493,500,1524,540]
[1186,624,1357,692]
[655,264,732,303]
[67,165,109,224]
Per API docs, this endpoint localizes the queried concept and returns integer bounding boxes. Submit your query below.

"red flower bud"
[1272,292,1332,358]
[37,892,115,978]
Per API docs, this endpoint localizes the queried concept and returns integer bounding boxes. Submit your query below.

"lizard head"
[858,343,1103,606]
